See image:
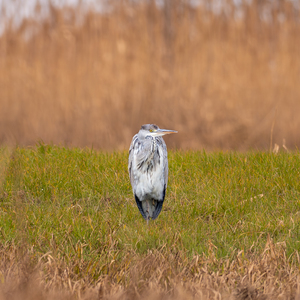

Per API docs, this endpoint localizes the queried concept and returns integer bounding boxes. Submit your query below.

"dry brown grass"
[0,1,300,150]
[1,238,300,300]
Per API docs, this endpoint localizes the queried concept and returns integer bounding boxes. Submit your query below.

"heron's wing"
[128,134,138,189]
[135,138,152,167]
[152,185,166,220]
[129,135,153,190]
[135,194,147,220]
[152,138,168,221]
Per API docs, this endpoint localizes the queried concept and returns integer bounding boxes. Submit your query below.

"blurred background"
[0,0,299,150]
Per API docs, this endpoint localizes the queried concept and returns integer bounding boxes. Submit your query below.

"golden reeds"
[1,238,299,299]
[1,1,300,150]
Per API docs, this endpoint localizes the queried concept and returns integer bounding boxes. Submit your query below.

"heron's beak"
[152,129,178,137]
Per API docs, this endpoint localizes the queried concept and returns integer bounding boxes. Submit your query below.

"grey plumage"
[128,124,177,222]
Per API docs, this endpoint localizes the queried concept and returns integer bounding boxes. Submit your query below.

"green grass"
[1,145,300,266]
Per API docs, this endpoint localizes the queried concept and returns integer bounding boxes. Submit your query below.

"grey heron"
[128,124,177,223]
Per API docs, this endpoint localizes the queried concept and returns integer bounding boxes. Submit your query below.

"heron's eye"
[149,129,153,132]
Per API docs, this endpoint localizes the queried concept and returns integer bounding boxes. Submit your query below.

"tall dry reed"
[0,0,300,150]
[1,237,300,299]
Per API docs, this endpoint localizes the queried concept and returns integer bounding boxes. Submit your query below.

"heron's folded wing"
[135,138,152,167]
[129,137,153,191]
[134,195,147,220]
[152,185,166,220]
[128,134,139,188]
[152,201,163,220]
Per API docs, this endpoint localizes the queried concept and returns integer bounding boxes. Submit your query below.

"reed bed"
[0,1,300,150]
[1,236,300,299]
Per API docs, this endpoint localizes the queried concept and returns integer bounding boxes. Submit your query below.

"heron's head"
[138,124,178,139]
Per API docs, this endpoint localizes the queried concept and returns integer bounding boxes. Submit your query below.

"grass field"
[1,145,300,299]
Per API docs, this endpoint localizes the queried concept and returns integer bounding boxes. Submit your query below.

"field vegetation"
[1,0,300,298]
[0,0,300,150]
[0,145,300,299]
